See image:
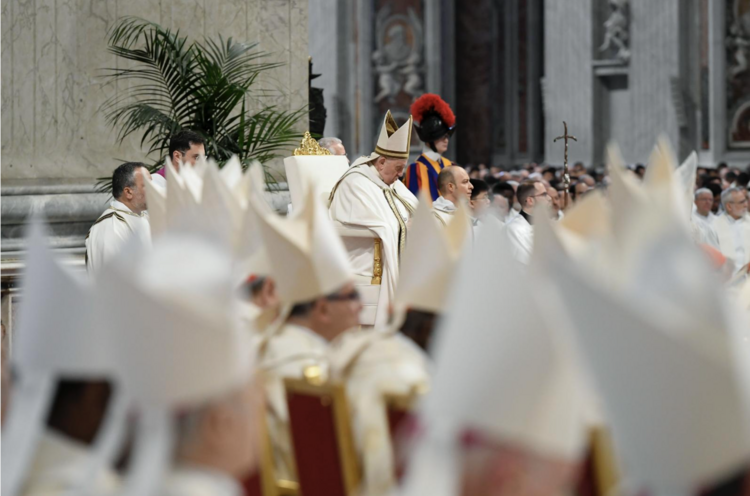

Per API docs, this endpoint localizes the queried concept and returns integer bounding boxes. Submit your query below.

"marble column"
[543,0,595,166]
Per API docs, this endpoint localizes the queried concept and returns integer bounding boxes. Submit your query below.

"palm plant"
[97,16,306,192]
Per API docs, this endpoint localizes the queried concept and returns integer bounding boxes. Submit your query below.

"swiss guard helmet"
[410,93,456,144]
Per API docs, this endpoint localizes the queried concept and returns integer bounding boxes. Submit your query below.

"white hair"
[721,186,745,207]
[694,187,713,200]
[319,137,343,152]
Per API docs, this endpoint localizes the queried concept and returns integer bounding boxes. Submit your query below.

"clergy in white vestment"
[4,223,121,496]
[329,110,418,328]
[504,180,551,264]
[432,166,473,226]
[85,162,151,272]
[401,221,588,496]
[713,187,750,273]
[330,194,470,496]
[249,187,361,482]
[691,188,720,248]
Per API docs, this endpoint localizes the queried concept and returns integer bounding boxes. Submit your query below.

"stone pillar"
[627,0,681,162]
[543,0,595,166]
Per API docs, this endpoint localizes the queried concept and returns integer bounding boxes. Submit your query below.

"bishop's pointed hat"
[401,220,588,496]
[249,184,353,304]
[536,170,750,492]
[351,110,413,167]
[394,193,470,314]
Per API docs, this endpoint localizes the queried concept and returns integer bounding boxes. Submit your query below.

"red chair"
[284,370,361,496]
[383,391,421,482]
[242,404,299,496]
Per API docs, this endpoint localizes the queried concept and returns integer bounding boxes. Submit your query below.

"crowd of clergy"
[2,92,750,496]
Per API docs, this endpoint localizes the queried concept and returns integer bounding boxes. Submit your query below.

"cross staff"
[554,121,577,210]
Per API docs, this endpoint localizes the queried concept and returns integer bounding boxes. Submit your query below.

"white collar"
[110,200,144,217]
[166,465,242,496]
[433,196,456,213]
[422,146,442,161]
[725,213,747,225]
[283,322,329,346]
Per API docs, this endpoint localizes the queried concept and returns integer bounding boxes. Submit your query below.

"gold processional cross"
[553,121,577,209]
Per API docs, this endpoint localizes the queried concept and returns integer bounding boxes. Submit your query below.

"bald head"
[437,166,473,203]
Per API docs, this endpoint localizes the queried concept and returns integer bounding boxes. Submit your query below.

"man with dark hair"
[505,180,550,264]
[153,130,207,183]
[492,182,516,221]
[433,166,473,226]
[634,164,646,179]
[85,162,151,272]
[469,179,490,225]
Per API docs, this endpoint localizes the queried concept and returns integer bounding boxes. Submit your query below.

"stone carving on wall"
[373,5,424,103]
[599,0,630,63]
[727,0,750,148]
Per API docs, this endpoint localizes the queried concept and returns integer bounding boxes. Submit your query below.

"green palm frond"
[96,16,306,193]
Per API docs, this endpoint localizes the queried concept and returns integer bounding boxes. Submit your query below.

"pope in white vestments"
[329,111,418,327]
[85,163,152,272]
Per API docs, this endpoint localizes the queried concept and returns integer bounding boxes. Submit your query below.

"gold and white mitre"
[97,230,255,496]
[351,110,413,167]
[249,184,354,305]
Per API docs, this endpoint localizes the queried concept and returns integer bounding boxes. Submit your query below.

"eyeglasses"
[326,290,361,302]
[532,192,550,198]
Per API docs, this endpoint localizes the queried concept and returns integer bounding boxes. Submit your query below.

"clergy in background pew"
[329,110,418,328]
[85,162,151,272]
[432,166,473,227]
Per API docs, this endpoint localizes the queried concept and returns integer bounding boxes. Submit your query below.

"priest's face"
[454,167,474,200]
[376,156,407,185]
[316,282,363,340]
[172,142,206,171]
[123,167,151,214]
[694,191,713,217]
[725,190,748,220]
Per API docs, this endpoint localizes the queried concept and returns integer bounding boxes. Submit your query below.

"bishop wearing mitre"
[329,111,419,327]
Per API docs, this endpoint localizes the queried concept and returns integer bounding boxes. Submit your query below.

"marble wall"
[1,0,308,181]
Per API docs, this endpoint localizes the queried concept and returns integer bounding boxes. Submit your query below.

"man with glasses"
[713,187,750,274]
[505,180,550,265]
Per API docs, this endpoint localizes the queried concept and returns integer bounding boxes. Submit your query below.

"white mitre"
[249,185,353,305]
[538,185,750,494]
[351,110,413,167]
[400,221,588,496]
[2,221,117,496]
[97,232,254,496]
[394,192,470,316]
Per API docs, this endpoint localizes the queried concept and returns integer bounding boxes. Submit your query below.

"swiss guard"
[403,93,456,203]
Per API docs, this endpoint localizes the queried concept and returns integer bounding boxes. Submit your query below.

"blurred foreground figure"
[400,220,589,496]
[250,188,359,483]
[85,162,151,272]
[4,222,121,496]
[330,110,418,327]
[331,195,469,496]
[533,140,750,496]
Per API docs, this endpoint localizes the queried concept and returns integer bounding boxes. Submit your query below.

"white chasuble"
[85,200,151,273]
[329,164,418,327]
